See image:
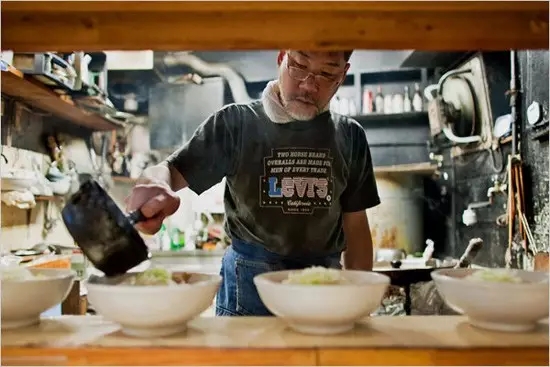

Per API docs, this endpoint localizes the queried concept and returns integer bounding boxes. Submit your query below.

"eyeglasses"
[285,56,342,87]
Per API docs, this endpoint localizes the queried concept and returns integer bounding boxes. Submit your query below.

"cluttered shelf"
[374,162,436,175]
[111,176,138,184]
[352,111,430,128]
[0,65,122,131]
[34,195,57,202]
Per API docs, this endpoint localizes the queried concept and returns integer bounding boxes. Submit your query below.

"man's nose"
[299,75,319,93]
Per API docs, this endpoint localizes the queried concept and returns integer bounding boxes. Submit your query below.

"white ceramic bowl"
[86,272,221,338]
[254,270,390,335]
[431,268,549,332]
[1,268,76,330]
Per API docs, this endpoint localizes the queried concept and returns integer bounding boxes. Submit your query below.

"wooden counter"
[2,315,548,366]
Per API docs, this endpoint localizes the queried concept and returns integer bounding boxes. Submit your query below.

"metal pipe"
[467,200,492,210]
[465,179,507,212]
[437,68,472,95]
[510,50,519,156]
[442,126,482,144]
[450,160,458,252]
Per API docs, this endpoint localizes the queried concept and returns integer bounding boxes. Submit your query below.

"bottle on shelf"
[157,223,172,251]
[392,93,404,114]
[384,94,393,114]
[362,87,373,114]
[374,85,384,114]
[339,97,350,115]
[169,225,186,251]
[330,96,341,114]
[412,83,423,112]
[348,99,357,116]
[403,86,412,113]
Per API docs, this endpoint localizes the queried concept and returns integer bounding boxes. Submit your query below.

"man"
[126,50,380,316]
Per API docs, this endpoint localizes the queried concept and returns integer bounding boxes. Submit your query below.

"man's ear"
[277,51,286,66]
[344,63,350,73]
[337,63,351,86]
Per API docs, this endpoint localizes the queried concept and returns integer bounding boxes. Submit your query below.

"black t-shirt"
[166,100,380,257]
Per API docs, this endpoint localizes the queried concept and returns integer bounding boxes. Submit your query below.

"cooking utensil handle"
[126,210,147,225]
[455,238,483,268]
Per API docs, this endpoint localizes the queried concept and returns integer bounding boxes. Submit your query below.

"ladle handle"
[455,238,483,269]
[127,210,147,225]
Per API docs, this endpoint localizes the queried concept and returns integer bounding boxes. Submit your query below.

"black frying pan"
[61,179,150,277]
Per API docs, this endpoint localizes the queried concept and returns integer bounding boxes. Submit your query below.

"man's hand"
[125,163,186,235]
[125,182,181,235]
[342,210,374,271]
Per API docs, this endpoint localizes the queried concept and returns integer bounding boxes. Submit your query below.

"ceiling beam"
[2,1,548,52]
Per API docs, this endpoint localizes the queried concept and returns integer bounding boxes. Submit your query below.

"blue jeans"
[215,238,342,316]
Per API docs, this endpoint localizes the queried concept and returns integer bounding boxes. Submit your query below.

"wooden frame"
[2,346,548,366]
[2,314,548,366]
[2,1,548,52]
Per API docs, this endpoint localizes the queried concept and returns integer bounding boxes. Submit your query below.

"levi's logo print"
[260,148,334,214]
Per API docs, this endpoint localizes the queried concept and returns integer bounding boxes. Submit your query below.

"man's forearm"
[343,238,373,271]
[139,163,171,185]
[139,162,188,191]
[342,211,374,271]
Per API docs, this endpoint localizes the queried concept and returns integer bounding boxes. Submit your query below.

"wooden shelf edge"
[1,67,122,132]
[35,195,62,201]
[374,162,436,175]
[353,111,430,128]
[112,176,137,184]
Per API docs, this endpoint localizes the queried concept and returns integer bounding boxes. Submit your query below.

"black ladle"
[61,179,151,277]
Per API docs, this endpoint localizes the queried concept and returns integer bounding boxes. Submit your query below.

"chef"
[125,50,380,316]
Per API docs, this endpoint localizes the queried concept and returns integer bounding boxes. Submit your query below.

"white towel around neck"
[260,80,329,124]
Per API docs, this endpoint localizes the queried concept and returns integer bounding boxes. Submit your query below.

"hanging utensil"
[42,200,58,238]
[505,152,533,269]
[512,159,527,245]
[518,207,548,271]
[454,238,484,269]
[519,212,537,254]
[510,156,529,253]
[61,179,150,277]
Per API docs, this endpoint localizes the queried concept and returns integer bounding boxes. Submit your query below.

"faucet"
[462,177,507,226]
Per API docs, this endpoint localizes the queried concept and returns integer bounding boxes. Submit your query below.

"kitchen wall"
[0,111,218,252]
[518,50,549,251]
[440,51,549,267]
[0,100,131,252]
[1,145,73,250]
[3,50,547,266]
[0,111,83,251]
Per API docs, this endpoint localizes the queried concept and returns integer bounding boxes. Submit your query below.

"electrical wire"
[453,145,505,174]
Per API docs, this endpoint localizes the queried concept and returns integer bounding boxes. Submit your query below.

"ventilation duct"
[163,52,254,104]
